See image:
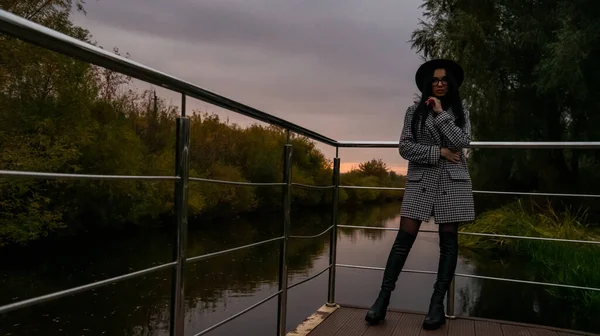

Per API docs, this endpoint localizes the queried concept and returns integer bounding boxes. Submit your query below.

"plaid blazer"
[398,104,475,224]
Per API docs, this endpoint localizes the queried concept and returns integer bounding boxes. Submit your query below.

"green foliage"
[460,200,600,319]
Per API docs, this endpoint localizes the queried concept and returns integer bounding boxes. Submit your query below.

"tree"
[358,159,389,179]
[410,0,600,205]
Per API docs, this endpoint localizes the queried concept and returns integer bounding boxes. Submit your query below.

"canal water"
[0,203,593,335]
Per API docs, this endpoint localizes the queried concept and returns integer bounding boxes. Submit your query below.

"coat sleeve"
[433,106,471,150]
[398,105,441,165]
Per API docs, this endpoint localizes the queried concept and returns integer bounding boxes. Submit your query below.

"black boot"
[365,230,416,325]
[422,231,458,330]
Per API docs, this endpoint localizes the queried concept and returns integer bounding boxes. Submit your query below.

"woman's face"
[432,68,448,97]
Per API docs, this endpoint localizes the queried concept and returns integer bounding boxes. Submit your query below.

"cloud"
[71,0,426,167]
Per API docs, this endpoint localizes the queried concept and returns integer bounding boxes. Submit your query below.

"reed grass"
[460,200,600,315]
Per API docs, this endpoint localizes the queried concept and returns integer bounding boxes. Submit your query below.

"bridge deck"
[288,305,599,336]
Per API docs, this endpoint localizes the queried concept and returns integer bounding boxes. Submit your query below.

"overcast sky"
[72,0,426,174]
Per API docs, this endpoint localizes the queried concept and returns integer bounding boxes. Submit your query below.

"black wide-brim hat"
[415,59,464,92]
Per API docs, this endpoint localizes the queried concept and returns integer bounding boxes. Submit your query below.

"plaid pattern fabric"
[398,104,475,224]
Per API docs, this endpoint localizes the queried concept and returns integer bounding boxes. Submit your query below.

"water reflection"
[0,203,597,335]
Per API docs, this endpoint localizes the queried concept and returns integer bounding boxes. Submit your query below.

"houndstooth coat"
[398,104,475,224]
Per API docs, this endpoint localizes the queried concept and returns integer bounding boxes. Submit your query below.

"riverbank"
[0,194,403,250]
[459,200,600,331]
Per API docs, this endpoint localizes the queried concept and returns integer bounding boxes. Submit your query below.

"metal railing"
[1,8,600,336]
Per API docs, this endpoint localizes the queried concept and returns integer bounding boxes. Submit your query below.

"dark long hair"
[411,67,465,139]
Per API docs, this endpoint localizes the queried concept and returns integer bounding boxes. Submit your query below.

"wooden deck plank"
[475,321,504,336]
[420,319,449,336]
[502,324,533,335]
[332,308,370,336]
[287,304,339,336]
[307,307,353,336]
[392,313,426,336]
[448,319,476,336]
[362,312,403,336]
[528,328,559,336]
[300,306,599,336]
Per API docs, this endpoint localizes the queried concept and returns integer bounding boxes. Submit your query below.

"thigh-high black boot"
[365,230,417,324]
[422,231,458,330]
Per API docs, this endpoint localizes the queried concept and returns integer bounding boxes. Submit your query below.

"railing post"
[326,156,341,306]
[446,278,456,318]
[170,95,190,336]
[277,144,292,336]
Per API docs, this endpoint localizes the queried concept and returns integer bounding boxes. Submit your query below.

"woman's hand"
[426,97,443,113]
[440,148,460,163]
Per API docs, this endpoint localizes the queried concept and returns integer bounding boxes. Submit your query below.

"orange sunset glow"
[339,162,407,175]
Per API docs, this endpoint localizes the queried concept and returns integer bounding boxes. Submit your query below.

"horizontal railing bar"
[6,174,597,198]
[194,290,282,336]
[470,141,600,149]
[336,264,600,292]
[189,177,284,187]
[455,272,600,292]
[335,141,397,148]
[338,225,405,231]
[337,263,436,275]
[287,264,332,290]
[473,190,600,198]
[457,231,600,245]
[291,183,335,190]
[186,236,284,264]
[337,225,600,245]
[340,185,405,191]
[336,141,600,149]
[340,184,600,198]
[0,170,178,181]
[0,10,336,147]
[0,261,176,314]
[290,225,334,239]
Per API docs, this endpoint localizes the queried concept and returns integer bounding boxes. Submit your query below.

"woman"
[364,59,475,330]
